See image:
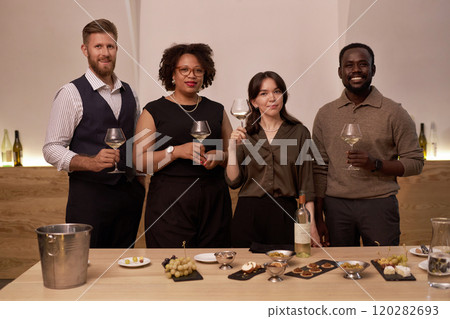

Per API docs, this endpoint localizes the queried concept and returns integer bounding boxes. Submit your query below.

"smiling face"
[82,32,117,84]
[338,47,375,97]
[173,53,204,97]
[251,78,284,118]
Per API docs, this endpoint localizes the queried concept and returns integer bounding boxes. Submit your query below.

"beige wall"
[1,0,449,166]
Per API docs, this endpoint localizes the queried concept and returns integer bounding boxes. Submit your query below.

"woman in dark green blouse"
[226,71,320,248]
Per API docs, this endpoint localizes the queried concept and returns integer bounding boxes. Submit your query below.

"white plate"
[194,253,217,263]
[410,247,428,257]
[418,260,428,271]
[118,257,151,267]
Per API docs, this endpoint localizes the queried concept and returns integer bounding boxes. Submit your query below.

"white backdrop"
[1,0,449,166]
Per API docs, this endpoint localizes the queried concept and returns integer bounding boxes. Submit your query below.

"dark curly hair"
[246,71,300,135]
[158,43,216,91]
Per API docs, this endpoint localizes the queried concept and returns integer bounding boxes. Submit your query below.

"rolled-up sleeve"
[42,85,81,172]
[394,105,424,177]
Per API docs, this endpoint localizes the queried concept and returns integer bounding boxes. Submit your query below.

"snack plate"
[409,247,428,257]
[228,267,266,281]
[285,259,337,280]
[371,260,416,281]
[194,253,217,263]
[118,257,151,268]
[418,260,428,271]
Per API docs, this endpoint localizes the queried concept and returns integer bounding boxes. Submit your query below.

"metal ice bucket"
[35,223,92,289]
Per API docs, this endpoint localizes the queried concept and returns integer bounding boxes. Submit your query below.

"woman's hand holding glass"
[172,142,206,166]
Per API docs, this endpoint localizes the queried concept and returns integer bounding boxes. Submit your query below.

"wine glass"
[190,120,211,143]
[230,98,251,127]
[340,123,362,170]
[104,128,126,174]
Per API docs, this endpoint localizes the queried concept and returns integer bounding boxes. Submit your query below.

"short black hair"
[339,43,375,67]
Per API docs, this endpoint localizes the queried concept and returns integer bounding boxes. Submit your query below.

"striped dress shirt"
[43,68,140,172]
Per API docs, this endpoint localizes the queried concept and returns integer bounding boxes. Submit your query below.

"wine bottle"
[1,129,13,167]
[294,193,311,258]
[430,122,437,158]
[13,130,23,167]
[418,123,427,160]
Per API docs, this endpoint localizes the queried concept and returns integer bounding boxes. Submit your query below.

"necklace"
[171,94,200,113]
[260,123,283,132]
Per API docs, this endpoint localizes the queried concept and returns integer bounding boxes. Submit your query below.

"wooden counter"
[0,247,448,301]
[1,161,449,280]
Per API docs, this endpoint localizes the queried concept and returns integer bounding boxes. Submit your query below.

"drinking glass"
[340,123,362,170]
[230,98,251,127]
[190,121,211,143]
[104,128,126,174]
[428,217,450,289]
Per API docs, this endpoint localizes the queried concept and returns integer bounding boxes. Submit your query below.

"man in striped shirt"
[43,19,144,248]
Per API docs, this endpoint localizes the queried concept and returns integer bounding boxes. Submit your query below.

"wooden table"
[0,246,448,301]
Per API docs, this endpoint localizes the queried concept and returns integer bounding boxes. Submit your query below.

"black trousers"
[66,177,145,248]
[145,174,232,248]
[231,196,297,248]
[323,195,400,247]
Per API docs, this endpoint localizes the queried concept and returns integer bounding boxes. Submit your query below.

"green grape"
[175,271,181,278]
[166,273,172,279]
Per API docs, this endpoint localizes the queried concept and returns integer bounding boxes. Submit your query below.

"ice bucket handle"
[46,234,59,256]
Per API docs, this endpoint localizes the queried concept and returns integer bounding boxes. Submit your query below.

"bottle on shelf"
[294,193,311,258]
[418,123,427,160]
[430,122,437,159]
[1,129,14,167]
[13,130,23,167]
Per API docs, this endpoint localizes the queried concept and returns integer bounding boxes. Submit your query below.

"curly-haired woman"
[134,43,232,248]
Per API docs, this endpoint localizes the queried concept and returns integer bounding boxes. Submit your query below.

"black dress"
[143,96,232,248]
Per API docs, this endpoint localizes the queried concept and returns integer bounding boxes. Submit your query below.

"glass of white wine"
[190,120,211,143]
[340,123,362,170]
[104,128,126,174]
[230,98,251,127]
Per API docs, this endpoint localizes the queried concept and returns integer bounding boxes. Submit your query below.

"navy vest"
[69,74,136,185]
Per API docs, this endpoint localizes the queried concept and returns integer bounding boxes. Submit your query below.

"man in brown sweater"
[312,43,424,247]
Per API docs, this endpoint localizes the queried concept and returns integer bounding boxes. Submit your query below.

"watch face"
[166,146,174,154]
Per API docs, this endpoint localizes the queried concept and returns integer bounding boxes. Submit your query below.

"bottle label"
[295,223,310,244]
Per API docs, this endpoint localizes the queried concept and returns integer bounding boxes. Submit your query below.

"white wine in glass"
[230,98,251,127]
[191,121,211,143]
[105,128,126,174]
[340,123,362,170]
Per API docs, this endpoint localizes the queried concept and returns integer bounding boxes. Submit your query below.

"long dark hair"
[245,71,300,135]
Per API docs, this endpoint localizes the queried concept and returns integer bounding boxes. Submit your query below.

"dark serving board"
[228,267,266,281]
[285,259,337,280]
[371,260,416,281]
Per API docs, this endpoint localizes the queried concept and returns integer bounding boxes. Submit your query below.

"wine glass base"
[108,170,125,174]
[344,166,360,171]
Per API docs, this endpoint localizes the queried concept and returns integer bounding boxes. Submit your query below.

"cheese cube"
[384,265,395,275]
[395,265,411,277]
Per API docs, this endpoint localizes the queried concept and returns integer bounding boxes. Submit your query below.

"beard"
[87,53,116,80]
[344,77,372,95]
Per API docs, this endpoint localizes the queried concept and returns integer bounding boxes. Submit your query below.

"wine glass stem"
[240,120,244,127]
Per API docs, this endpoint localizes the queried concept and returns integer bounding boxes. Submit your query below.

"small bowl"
[337,260,370,279]
[265,250,295,263]
[214,251,236,270]
[265,262,288,282]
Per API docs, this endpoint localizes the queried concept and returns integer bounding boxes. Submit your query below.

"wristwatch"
[165,146,174,155]
[371,159,383,172]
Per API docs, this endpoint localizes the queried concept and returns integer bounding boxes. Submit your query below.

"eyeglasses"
[176,66,205,77]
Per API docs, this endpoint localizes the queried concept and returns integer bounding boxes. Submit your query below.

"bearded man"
[312,43,423,247]
[43,19,144,248]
